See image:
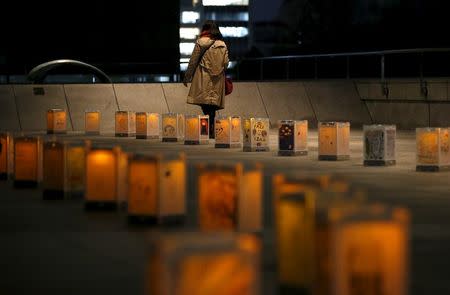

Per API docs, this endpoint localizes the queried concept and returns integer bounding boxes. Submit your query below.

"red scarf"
[200,31,212,39]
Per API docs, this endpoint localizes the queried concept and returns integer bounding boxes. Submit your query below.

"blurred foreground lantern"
[47,109,67,134]
[147,232,260,295]
[0,133,14,180]
[215,116,242,148]
[115,111,136,137]
[195,163,263,232]
[416,127,450,171]
[278,120,308,156]
[318,122,350,160]
[162,113,185,142]
[42,140,89,199]
[85,145,128,210]
[136,112,161,139]
[184,115,209,145]
[363,125,396,166]
[85,111,101,135]
[127,153,186,224]
[243,118,270,152]
[13,136,43,188]
[330,205,409,295]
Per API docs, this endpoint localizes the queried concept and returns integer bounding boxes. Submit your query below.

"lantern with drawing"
[147,232,260,295]
[136,112,161,139]
[0,133,13,180]
[115,111,136,137]
[416,127,450,171]
[13,136,43,188]
[363,125,396,166]
[184,115,209,145]
[162,113,185,142]
[127,153,186,224]
[215,116,242,148]
[278,120,308,156]
[243,118,270,152]
[85,111,101,135]
[318,122,350,160]
[47,109,67,134]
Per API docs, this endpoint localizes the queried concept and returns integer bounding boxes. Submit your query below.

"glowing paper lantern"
[13,136,43,188]
[65,141,89,198]
[136,112,161,139]
[127,153,186,224]
[416,127,450,171]
[162,113,185,142]
[363,125,396,166]
[243,118,270,152]
[115,111,136,137]
[195,163,263,232]
[0,133,13,180]
[85,111,101,135]
[47,109,67,134]
[278,120,308,156]
[318,122,350,160]
[330,205,409,295]
[147,233,260,295]
[184,115,209,145]
[85,146,128,210]
[42,140,66,199]
[215,116,242,148]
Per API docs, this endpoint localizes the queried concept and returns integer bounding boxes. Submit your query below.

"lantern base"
[43,189,65,200]
[364,159,396,166]
[67,190,84,199]
[47,130,67,135]
[127,215,158,225]
[243,146,270,152]
[279,284,309,295]
[278,150,308,156]
[318,155,350,161]
[215,143,242,148]
[13,180,38,188]
[136,135,160,140]
[416,165,450,172]
[160,215,185,226]
[115,133,134,137]
[85,131,100,136]
[84,201,117,211]
[162,138,180,142]
[0,173,7,180]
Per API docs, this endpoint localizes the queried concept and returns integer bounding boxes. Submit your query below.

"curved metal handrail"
[27,59,112,83]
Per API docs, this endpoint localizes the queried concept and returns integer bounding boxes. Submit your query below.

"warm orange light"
[14,137,42,187]
[43,141,65,199]
[85,149,117,203]
[136,112,161,139]
[416,127,450,171]
[66,144,87,196]
[47,109,67,134]
[0,133,12,180]
[278,120,308,156]
[185,115,209,145]
[243,118,270,152]
[128,158,158,216]
[115,111,136,137]
[318,122,350,160]
[85,111,100,135]
[162,113,185,142]
[215,116,242,148]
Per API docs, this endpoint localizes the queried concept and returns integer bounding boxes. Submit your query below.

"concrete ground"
[0,129,449,295]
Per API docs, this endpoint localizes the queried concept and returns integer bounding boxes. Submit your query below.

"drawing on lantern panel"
[279,123,294,151]
[365,130,384,160]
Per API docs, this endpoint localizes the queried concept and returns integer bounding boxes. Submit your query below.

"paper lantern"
[318,122,350,160]
[184,115,210,145]
[85,111,101,135]
[47,109,67,134]
[127,153,186,224]
[278,120,308,156]
[115,111,136,137]
[13,136,43,188]
[243,118,270,152]
[65,141,89,198]
[0,133,14,180]
[42,140,66,199]
[215,116,242,148]
[363,125,396,166]
[416,127,450,171]
[330,205,409,295]
[136,112,161,139]
[85,146,128,210]
[195,163,264,232]
[147,232,260,295]
[162,113,185,142]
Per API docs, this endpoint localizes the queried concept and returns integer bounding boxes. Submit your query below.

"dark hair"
[201,20,223,40]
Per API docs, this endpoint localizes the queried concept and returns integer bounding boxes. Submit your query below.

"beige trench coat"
[183,37,229,110]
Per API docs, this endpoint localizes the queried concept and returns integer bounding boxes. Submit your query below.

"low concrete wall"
[114,84,169,114]
[219,82,268,120]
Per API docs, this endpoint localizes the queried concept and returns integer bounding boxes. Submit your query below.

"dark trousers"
[201,105,218,138]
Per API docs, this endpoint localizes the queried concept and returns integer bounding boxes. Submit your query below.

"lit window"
[228,61,237,69]
[180,63,189,71]
[180,27,200,40]
[203,0,249,5]
[220,26,249,38]
[180,58,190,63]
[205,11,249,21]
[154,75,170,82]
[181,11,200,24]
[180,42,196,56]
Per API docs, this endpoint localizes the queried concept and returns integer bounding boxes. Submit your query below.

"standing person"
[183,20,229,139]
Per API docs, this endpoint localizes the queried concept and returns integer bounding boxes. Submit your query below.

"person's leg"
[201,105,216,139]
